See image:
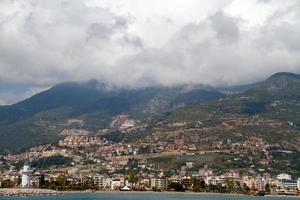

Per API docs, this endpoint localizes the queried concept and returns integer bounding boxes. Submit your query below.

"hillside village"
[1,116,300,196]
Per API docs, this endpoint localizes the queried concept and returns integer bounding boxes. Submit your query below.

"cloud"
[0,0,139,85]
[0,0,300,104]
[109,7,300,87]
[209,11,240,42]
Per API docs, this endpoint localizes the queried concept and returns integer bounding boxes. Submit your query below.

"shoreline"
[63,190,248,196]
[62,190,299,197]
[1,189,299,197]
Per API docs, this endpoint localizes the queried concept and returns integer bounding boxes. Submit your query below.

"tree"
[17,176,22,186]
[39,174,46,189]
[192,178,206,192]
[128,173,139,187]
[242,183,250,194]
[200,179,206,189]
[169,182,184,192]
[226,179,234,192]
[236,181,243,193]
[271,183,277,191]
[265,183,271,194]
[56,175,68,190]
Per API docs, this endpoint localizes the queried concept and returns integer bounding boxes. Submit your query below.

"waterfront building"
[205,176,225,186]
[93,175,111,189]
[150,178,170,190]
[255,177,265,192]
[111,178,122,190]
[282,180,298,190]
[21,161,31,187]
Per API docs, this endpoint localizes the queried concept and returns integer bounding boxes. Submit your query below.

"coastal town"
[1,0,300,199]
[0,159,299,196]
[0,118,299,196]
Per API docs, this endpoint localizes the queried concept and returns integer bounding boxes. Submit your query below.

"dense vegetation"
[30,155,73,169]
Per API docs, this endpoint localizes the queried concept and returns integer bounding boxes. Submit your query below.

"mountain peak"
[268,72,300,80]
[243,72,300,98]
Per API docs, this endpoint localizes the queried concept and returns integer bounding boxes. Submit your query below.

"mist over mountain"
[0,72,299,153]
[0,79,226,153]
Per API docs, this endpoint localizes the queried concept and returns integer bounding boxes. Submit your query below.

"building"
[297,178,300,190]
[282,180,298,190]
[93,175,111,189]
[111,179,122,190]
[255,177,265,192]
[205,176,225,186]
[199,168,213,177]
[276,173,291,180]
[150,178,170,190]
[21,161,31,187]
[186,162,193,169]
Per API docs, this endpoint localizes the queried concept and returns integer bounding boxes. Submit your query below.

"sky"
[0,0,300,105]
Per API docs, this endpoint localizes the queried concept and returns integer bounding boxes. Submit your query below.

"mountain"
[0,72,299,154]
[243,72,300,99]
[0,81,224,153]
[164,72,300,149]
[119,72,299,176]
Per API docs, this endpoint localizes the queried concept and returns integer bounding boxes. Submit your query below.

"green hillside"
[166,72,300,149]
[0,72,299,154]
[0,82,224,153]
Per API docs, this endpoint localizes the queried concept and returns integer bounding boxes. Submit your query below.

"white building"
[297,178,300,190]
[205,176,225,186]
[199,168,213,177]
[186,162,193,169]
[93,175,111,189]
[277,173,291,180]
[282,180,298,190]
[256,177,265,192]
[21,162,31,187]
[111,179,122,190]
[150,178,170,190]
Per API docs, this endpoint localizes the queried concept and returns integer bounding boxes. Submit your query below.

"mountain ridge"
[0,72,299,153]
[0,81,226,153]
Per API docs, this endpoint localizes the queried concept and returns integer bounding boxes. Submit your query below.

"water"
[0,193,299,200]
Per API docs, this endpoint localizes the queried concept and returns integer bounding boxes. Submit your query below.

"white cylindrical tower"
[21,161,31,187]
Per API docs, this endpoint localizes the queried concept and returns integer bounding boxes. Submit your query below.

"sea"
[0,193,299,200]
